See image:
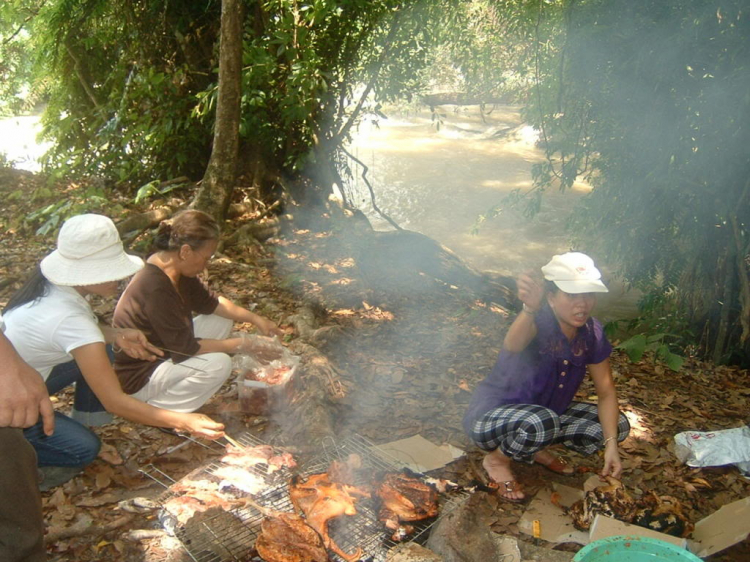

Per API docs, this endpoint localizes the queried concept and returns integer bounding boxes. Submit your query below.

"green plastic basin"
[572,536,702,561]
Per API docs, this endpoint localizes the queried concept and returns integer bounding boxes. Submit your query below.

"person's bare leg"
[482,449,524,500]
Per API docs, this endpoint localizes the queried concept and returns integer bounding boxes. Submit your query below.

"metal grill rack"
[143,433,469,562]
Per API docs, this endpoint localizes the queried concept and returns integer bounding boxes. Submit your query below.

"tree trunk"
[192,0,243,222]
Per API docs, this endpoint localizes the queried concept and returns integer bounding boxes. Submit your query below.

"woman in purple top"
[463,252,630,501]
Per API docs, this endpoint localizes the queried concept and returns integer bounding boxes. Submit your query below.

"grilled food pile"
[253,456,442,562]
[565,476,693,538]
[162,444,296,525]
[161,443,446,562]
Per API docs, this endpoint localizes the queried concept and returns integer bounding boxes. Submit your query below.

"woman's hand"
[237,335,283,362]
[516,272,545,312]
[254,317,284,338]
[180,413,225,440]
[600,440,623,479]
[115,329,164,361]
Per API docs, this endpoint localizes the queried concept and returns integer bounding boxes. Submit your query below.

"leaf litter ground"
[0,175,748,561]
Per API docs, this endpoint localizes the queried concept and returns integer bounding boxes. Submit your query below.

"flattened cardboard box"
[518,475,750,558]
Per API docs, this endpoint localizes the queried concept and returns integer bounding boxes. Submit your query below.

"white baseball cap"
[541,252,608,294]
[40,214,144,286]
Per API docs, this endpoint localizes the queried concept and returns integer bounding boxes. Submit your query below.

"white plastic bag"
[673,426,750,476]
[232,340,300,415]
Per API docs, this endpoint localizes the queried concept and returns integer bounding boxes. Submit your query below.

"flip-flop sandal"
[488,479,525,503]
[537,455,575,476]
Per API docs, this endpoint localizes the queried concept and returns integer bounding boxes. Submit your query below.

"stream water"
[346,104,640,322]
[0,107,639,320]
[0,113,49,173]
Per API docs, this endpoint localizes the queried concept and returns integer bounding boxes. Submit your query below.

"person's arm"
[503,273,544,353]
[0,333,55,435]
[589,358,623,478]
[99,325,163,361]
[214,296,284,338]
[70,343,224,439]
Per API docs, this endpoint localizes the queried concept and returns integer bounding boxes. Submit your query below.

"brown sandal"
[490,479,525,503]
[537,455,575,476]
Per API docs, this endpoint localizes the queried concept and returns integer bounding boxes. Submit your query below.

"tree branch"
[329,9,403,147]
[340,145,401,231]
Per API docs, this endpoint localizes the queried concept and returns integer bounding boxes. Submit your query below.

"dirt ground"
[0,169,749,562]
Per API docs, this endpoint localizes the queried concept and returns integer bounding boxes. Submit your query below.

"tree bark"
[192,0,244,221]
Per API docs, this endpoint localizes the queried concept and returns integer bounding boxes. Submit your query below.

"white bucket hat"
[40,214,144,286]
[541,252,608,294]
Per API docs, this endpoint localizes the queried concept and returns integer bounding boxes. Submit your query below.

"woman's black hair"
[4,267,50,313]
[545,280,560,294]
[152,210,220,253]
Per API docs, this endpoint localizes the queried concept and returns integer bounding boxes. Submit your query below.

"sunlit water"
[347,105,639,321]
[0,113,49,173]
[0,108,638,320]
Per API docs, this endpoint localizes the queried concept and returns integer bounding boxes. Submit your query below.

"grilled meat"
[328,453,362,486]
[568,476,636,531]
[632,493,694,538]
[165,478,240,524]
[565,477,692,537]
[221,444,274,467]
[211,465,266,495]
[256,512,328,562]
[289,472,370,562]
[162,496,206,524]
[221,444,296,474]
[375,472,438,541]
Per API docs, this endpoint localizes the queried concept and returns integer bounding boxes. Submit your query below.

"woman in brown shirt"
[113,210,283,412]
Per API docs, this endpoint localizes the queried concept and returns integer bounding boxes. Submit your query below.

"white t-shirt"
[3,284,105,380]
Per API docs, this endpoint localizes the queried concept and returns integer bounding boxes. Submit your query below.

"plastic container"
[573,536,702,562]
[238,367,297,415]
[234,347,300,415]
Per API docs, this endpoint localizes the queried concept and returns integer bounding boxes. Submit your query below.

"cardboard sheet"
[519,477,750,558]
[518,483,588,545]
[373,435,465,473]
[589,515,687,548]
[689,496,750,558]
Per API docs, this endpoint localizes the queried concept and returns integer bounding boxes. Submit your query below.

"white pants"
[132,315,234,413]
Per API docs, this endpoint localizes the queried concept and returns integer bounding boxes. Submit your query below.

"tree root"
[45,514,136,544]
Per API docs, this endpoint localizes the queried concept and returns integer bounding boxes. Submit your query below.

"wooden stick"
[223,434,245,450]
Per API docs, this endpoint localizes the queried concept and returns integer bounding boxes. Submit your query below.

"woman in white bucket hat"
[463,252,630,502]
[3,214,225,490]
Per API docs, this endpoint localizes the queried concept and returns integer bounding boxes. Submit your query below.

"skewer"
[156,347,209,361]
[223,434,245,450]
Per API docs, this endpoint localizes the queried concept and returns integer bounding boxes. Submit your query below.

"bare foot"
[534,449,575,475]
[482,450,525,501]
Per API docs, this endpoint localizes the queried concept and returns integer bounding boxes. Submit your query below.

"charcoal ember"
[182,507,251,561]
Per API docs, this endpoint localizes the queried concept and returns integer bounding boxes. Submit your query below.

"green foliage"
[2,0,448,200]
[468,0,750,364]
[192,0,449,176]
[133,179,189,205]
[0,1,48,116]
[617,333,685,372]
[24,184,121,235]
[1,0,220,183]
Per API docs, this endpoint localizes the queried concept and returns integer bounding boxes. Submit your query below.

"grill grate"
[148,433,468,562]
